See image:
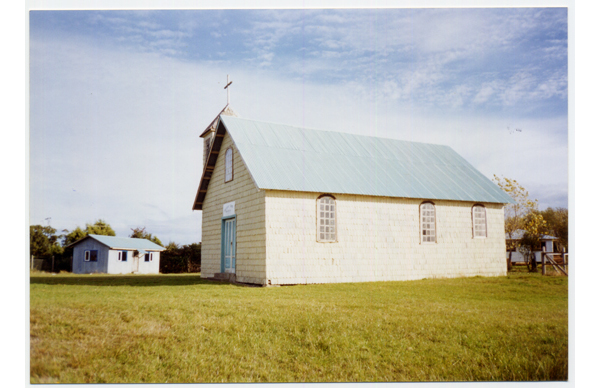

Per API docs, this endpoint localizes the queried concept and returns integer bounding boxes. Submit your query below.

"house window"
[317,195,336,242]
[118,251,128,261]
[145,253,152,262]
[225,148,233,182]
[472,205,487,238]
[420,202,436,243]
[85,250,98,262]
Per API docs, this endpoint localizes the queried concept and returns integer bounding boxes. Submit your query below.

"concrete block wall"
[201,132,267,284]
[264,191,507,285]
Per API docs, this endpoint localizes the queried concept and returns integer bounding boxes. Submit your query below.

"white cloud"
[30,36,226,244]
[29,9,569,245]
[473,83,498,104]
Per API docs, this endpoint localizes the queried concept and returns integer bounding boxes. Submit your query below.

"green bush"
[160,243,201,273]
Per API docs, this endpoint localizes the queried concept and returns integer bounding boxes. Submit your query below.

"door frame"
[220,214,237,273]
[132,253,140,273]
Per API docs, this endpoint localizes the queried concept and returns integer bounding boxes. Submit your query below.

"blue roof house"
[193,107,515,286]
[67,235,165,274]
[506,229,559,263]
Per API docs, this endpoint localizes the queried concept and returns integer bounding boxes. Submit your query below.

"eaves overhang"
[192,118,227,210]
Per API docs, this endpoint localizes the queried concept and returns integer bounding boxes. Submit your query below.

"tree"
[30,225,64,271]
[30,225,59,258]
[493,175,546,272]
[85,219,116,236]
[160,242,201,273]
[62,226,87,246]
[129,227,163,247]
[519,211,547,272]
[538,207,568,251]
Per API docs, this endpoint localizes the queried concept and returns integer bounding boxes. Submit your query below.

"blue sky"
[29,6,569,245]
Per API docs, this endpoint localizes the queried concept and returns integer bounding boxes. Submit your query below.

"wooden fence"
[541,247,568,276]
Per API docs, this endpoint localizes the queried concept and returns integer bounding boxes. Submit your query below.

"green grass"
[30,272,568,383]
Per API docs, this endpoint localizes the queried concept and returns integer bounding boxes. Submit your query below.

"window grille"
[420,202,436,243]
[473,205,487,238]
[317,196,336,242]
[225,148,233,182]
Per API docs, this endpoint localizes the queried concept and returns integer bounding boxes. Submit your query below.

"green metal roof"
[219,115,515,204]
[69,235,165,251]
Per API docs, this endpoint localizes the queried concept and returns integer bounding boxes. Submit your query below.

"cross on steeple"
[224,74,233,105]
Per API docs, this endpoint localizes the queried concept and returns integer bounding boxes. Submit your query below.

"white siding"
[264,191,507,285]
[136,252,161,274]
[201,132,267,284]
[106,250,161,274]
[508,240,555,263]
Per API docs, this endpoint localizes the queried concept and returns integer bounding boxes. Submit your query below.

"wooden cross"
[224,74,233,105]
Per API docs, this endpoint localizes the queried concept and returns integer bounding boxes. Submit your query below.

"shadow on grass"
[29,274,238,287]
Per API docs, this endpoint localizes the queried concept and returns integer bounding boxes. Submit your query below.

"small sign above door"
[223,201,235,217]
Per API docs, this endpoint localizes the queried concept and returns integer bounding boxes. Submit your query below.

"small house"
[192,109,515,286]
[67,234,165,274]
[506,229,558,263]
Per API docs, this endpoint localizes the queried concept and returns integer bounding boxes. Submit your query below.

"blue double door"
[222,218,236,273]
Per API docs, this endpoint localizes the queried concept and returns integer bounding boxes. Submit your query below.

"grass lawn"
[30,271,568,383]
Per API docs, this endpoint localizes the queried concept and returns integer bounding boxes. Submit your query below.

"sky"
[29,5,569,245]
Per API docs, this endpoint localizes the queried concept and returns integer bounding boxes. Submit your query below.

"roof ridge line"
[220,115,450,148]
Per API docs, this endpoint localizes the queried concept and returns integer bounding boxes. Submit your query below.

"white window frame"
[420,202,436,244]
[118,251,128,261]
[84,250,98,262]
[472,205,487,238]
[225,147,234,183]
[145,253,152,262]
[317,195,337,243]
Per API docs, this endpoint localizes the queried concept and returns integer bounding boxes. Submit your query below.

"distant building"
[193,108,515,286]
[506,229,558,263]
[67,234,165,274]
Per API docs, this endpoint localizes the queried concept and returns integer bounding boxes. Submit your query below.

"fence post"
[52,255,55,273]
[562,247,566,268]
[541,246,546,275]
[31,255,34,271]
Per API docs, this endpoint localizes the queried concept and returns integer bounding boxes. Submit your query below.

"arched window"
[472,205,487,238]
[317,195,336,242]
[420,202,436,243]
[225,148,233,182]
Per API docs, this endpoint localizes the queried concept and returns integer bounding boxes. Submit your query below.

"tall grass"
[30,272,567,383]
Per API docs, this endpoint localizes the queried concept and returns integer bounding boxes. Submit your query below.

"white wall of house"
[201,132,267,284]
[135,252,161,274]
[201,132,508,286]
[264,191,507,285]
[105,250,161,274]
[507,240,555,263]
[106,249,132,274]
